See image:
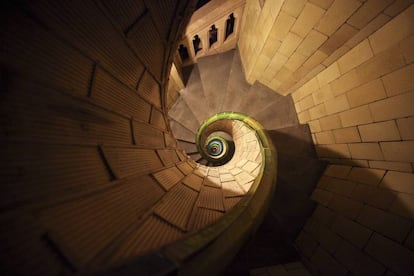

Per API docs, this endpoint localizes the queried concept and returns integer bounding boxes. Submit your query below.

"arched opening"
[192,35,202,55]
[225,13,235,40]
[208,24,218,48]
[178,44,189,62]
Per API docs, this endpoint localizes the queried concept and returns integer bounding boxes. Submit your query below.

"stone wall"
[292,4,414,172]
[238,0,413,95]
[296,164,414,275]
[289,3,414,275]
[0,1,194,274]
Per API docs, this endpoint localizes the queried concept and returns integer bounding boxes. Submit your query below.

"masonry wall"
[292,4,414,172]
[296,164,414,275]
[238,0,413,95]
[0,1,194,274]
[290,3,414,276]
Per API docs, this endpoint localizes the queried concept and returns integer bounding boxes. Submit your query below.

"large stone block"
[358,120,401,142]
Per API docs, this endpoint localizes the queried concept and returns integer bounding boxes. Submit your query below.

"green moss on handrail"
[109,112,278,275]
[196,112,268,158]
[162,112,277,269]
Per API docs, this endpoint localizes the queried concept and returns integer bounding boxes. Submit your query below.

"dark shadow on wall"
[181,64,194,86]
[267,125,327,243]
[224,124,413,276]
[224,124,326,275]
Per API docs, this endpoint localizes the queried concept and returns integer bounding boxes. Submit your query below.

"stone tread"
[169,119,196,143]
[221,49,251,112]
[168,96,199,133]
[179,64,212,123]
[111,140,263,260]
[196,50,235,114]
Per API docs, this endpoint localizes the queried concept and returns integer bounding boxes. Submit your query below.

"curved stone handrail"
[106,112,277,275]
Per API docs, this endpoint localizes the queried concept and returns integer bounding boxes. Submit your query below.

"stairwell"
[168,49,327,274]
[2,0,414,275]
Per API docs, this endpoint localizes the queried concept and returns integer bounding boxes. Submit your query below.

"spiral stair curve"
[0,1,327,275]
[168,49,328,273]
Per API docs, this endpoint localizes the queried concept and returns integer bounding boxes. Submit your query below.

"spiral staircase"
[0,1,328,275]
[170,49,302,157]
[168,49,327,274]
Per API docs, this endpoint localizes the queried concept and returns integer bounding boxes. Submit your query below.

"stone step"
[198,159,208,165]
[277,154,327,195]
[179,64,212,123]
[197,49,235,114]
[267,124,317,160]
[169,119,196,143]
[189,152,202,163]
[193,153,204,162]
[270,180,317,241]
[238,82,286,118]
[266,125,326,242]
[177,140,198,155]
[221,49,250,112]
[250,93,298,130]
[224,213,300,275]
[168,96,200,133]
